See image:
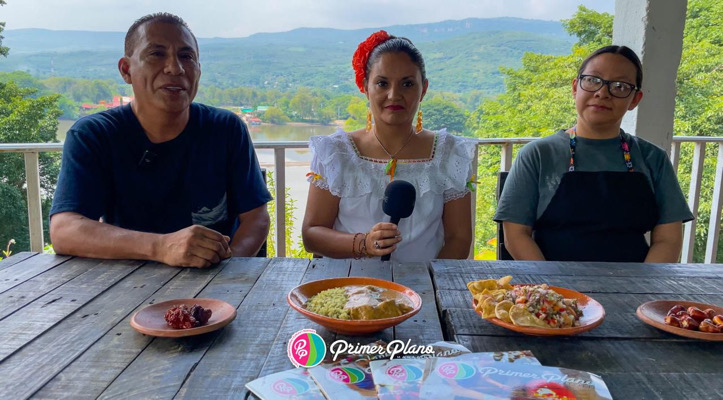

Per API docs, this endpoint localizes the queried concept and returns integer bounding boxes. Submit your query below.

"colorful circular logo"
[287,329,326,368]
[271,378,310,396]
[436,361,476,380]
[328,366,366,384]
[386,364,424,382]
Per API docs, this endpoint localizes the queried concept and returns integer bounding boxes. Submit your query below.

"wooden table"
[0,253,441,399]
[2,254,722,399]
[431,259,723,400]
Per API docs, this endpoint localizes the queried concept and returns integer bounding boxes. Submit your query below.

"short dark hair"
[366,36,427,83]
[578,45,643,89]
[124,12,198,57]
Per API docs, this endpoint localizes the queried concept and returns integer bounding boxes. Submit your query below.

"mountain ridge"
[0,17,574,94]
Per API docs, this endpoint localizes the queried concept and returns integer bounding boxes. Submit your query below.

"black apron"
[532,132,659,262]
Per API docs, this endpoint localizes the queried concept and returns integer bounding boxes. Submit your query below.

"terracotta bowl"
[130,298,236,338]
[637,300,723,341]
[287,277,422,335]
[473,285,605,336]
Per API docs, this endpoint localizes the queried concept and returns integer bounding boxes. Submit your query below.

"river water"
[56,120,340,250]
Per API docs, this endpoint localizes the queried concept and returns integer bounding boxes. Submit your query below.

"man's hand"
[156,225,232,268]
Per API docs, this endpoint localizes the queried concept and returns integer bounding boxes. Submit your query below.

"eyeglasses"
[578,75,638,98]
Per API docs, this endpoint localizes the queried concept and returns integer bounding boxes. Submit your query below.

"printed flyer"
[371,350,539,400]
[245,368,325,400]
[420,357,612,400]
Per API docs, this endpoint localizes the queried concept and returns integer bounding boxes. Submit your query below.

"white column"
[613,0,687,152]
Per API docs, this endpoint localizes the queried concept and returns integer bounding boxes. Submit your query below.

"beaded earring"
[366,108,372,132]
[416,109,423,133]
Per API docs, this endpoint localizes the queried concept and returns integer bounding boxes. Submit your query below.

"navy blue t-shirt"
[50,103,273,236]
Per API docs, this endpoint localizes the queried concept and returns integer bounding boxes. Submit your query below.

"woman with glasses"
[495,45,693,262]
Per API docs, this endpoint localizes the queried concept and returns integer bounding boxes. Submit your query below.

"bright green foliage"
[561,6,613,47]
[423,97,468,134]
[0,0,7,58]
[345,96,367,131]
[673,0,723,262]
[0,81,62,251]
[265,171,311,259]
[264,107,290,124]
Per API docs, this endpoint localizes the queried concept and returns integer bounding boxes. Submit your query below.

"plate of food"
[636,300,723,341]
[468,276,605,336]
[287,277,422,334]
[130,298,236,338]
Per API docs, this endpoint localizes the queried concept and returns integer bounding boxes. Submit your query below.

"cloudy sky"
[2,0,614,38]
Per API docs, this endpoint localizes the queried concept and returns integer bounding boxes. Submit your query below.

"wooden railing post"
[682,142,706,263]
[274,148,286,258]
[705,144,723,263]
[24,152,44,252]
[500,143,513,172]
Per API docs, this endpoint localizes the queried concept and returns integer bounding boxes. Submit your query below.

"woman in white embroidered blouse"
[301,30,476,262]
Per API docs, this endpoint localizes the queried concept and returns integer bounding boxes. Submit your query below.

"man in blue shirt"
[50,13,272,267]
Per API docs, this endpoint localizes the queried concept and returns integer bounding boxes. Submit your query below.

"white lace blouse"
[308,128,477,262]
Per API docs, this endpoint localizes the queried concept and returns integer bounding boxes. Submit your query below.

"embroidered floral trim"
[346,133,438,164]
[352,30,391,93]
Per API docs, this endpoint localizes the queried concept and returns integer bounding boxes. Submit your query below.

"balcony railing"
[2,136,722,263]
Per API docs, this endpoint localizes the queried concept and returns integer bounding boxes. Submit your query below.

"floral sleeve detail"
[466,174,480,192]
[306,171,324,183]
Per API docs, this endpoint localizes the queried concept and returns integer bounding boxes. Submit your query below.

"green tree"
[423,97,468,134]
[289,88,318,121]
[0,81,62,252]
[264,106,290,124]
[344,96,367,131]
[0,0,8,58]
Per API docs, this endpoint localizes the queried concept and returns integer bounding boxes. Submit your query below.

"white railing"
[2,137,723,262]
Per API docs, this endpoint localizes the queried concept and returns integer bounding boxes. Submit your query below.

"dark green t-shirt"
[494,129,693,227]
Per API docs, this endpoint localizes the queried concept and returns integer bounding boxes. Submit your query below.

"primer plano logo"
[287,329,326,368]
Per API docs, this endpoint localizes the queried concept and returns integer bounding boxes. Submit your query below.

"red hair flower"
[352,30,391,93]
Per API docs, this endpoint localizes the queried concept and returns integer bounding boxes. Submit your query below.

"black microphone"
[381,180,416,261]
[137,149,158,169]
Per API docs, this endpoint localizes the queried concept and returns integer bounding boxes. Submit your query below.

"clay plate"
[636,300,723,341]
[473,285,605,336]
[287,277,422,335]
[130,298,236,338]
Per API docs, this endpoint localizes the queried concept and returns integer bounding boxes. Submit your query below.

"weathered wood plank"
[0,257,111,322]
[456,335,723,374]
[0,252,38,271]
[392,262,444,344]
[0,253,71,294]
[433,272,723,295]
[0,263,179,399]
[350,259,393,280]
[0,258,144,362]
[601,372,723,400]
[254,258,350,380]
[430,260,723,279]
[97,258,269,400]
[174,258,309,399]
[34,260,246,400]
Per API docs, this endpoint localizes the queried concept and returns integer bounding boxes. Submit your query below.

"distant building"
[80,96,133,112]
[249,118,262,126]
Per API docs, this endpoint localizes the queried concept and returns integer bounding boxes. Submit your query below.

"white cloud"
[2,0,614,37]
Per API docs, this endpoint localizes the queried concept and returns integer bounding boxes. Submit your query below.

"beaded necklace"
[374,127,415,181]
[566,126,634,172]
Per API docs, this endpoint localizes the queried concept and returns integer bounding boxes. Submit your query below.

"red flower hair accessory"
[352,30,391,93]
